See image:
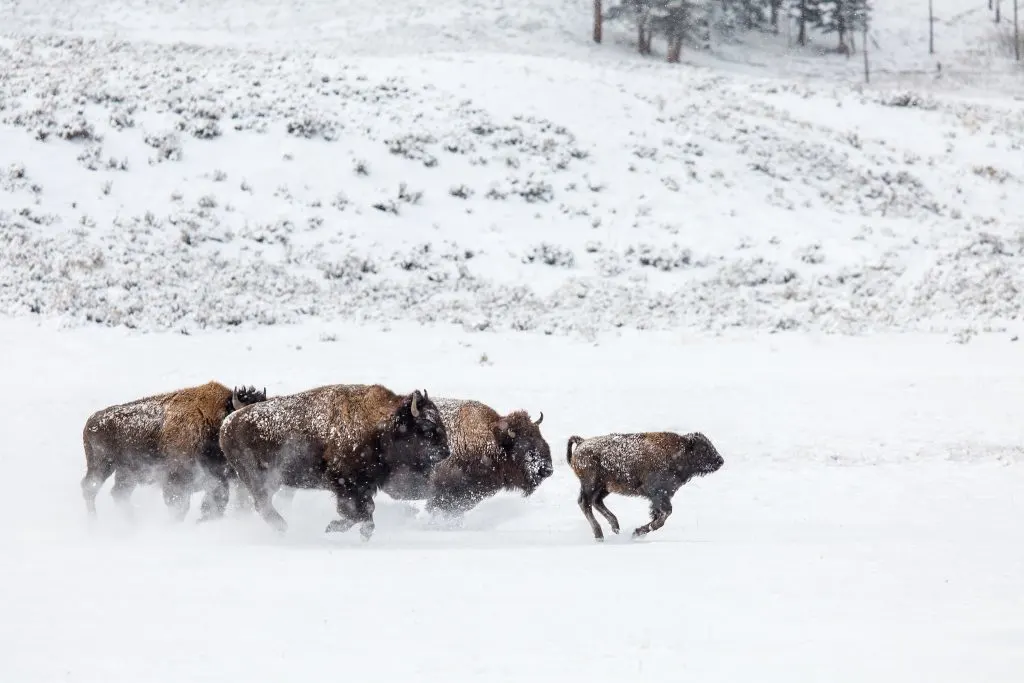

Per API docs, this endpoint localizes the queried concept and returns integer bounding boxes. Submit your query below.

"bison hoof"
[325,519,354,534]
[359,523,375,542]
[631,528,647,539]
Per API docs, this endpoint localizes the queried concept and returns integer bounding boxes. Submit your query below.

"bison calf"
[382,398,553,517]
[219,384,449,541]
[566,431,724,541]
[81,382,267,521]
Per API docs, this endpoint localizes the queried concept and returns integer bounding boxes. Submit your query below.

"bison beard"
[219,384,449,541]
[80,382,266,521]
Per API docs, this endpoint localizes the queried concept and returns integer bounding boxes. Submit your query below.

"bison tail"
[566,436,583,465]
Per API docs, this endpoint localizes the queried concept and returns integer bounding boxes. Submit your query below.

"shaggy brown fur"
[219,384,449,541]
[395,397,551,517]
[80,382,266,521]
[566,431,724,541]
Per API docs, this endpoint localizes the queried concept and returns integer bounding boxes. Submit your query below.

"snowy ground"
[2,319,1024,681]
[3,0,1024,680]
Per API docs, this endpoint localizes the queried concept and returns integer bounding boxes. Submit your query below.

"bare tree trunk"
[997,0,1002,23]
[1015,0,1020,60]
[770,0,780,32]
[797,0,808,45]
[593,0,602,43]
[638,23,652,55]
[863,24,870,83]
[929,0,934,53]
[667,36,682,63]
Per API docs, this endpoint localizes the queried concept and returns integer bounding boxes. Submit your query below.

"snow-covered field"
[3,0,1024,680]
[3,319,1024,682]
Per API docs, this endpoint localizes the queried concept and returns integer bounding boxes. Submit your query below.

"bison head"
[493,410,553,494]
[676,432,724,479]
[379,389,450,476]
[231,385,267,411]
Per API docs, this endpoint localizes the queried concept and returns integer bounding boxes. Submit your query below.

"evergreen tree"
[649,0,711,62]
[604,0,657,54]
[717,0,770,31]
[785,0,822,46]
[816,0,871,52]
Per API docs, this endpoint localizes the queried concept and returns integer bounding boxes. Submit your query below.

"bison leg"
[229,479,255,514]
[162,466,195,522]
[226,450,287,532]
[198,470,230,523]
[81,453,115,518]
[577,489,605,541]
[633,494,672,538]
[327,488,376,541]
[110,468,139,518]
[592,489,620,535]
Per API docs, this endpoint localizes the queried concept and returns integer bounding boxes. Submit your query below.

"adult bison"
[81,382,267,521]
[219,384,449,541]
[381,397,553,517]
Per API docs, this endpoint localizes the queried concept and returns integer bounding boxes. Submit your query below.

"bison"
[218,384,449,541]
[565,431,724,541]
[81,382,267,521]
[381,398,553,517]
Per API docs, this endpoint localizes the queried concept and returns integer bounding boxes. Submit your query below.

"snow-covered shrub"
[286,113,339,141]
[523,244,575,268]
[144,131,183,162]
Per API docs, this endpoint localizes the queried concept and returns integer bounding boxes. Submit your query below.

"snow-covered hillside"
[2,0,1024,337]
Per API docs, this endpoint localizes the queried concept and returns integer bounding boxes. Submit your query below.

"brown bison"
[381,397,553,517]
[219,384,449,541]
[565,431,724,541]
[81,382,267,521]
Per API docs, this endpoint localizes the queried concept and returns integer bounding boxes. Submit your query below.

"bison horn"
[231,388,243,411]
[534,411,543,426]
[410,392,420,418]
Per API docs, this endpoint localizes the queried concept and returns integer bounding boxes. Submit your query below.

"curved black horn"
[410,392,420,418]
[534,411,544,426]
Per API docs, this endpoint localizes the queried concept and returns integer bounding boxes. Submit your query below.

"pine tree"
[816,0,871,53]
[769,0,783,32]
[727,0,771,30]
[604,0,657,54]
[785,0,822,46]
[649,0,711,62]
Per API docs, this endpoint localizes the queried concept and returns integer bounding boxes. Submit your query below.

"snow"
[3,319,1024,681]
[3,0,1024,679]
